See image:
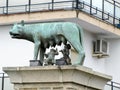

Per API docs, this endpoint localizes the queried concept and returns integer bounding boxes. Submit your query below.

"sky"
[0,27,34,72]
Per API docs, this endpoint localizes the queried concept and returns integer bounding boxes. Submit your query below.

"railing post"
[102,0,104,20]
[90,0,92,15]
[6,0,8,14]
[111,81,113,90]
[113,0,116,26]
[1,73,4,90]
[76,0,78,9]
[52,0,54,10]
[72,0,74,9]
[28,0,31,13]
[75,0,79,17]
[3,7,5,14]
[25,5,27,12]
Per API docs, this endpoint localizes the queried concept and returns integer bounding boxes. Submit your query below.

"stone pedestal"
[30,60,42,66]
[3,65,112,90]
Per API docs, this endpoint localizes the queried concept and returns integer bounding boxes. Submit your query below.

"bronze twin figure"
[44,44,71,66]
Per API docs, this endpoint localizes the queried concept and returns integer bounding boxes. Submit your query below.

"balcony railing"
[104,81,120,90]
[0,0,120,28]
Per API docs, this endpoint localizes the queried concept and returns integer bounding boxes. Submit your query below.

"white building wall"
[83,30,120,83]
[83,30,106,73]
[83,29,120,83]
[106,39,120,83]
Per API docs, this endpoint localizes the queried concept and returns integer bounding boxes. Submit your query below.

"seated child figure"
[60,44,71,65]
[44,48,58,65]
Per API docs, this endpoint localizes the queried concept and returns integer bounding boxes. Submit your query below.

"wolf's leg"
[34,42,40,60]
[39,47,45,65]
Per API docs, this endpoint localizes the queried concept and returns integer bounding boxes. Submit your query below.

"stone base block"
[30,60,42,66]
[3,65,112,90]
[56,58,67,65]
[15,83,99,90]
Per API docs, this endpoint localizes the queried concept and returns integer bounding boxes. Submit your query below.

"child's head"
[65,44,71,49]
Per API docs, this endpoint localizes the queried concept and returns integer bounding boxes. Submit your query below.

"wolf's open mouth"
[9,32,21,38]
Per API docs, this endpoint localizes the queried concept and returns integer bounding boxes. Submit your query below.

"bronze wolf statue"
[9,21,85,65]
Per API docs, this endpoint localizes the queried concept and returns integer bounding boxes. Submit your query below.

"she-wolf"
[9,21,85,65]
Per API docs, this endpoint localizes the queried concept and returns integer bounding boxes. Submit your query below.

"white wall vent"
[94,39,109,55]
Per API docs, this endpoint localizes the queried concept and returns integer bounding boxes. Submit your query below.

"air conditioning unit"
[94,39,109,55]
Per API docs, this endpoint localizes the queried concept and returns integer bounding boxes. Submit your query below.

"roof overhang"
[0,10,120,39]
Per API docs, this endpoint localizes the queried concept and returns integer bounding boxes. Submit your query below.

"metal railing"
[75,0,120,27]
[0,73,13,90]
[0,73,5,90]
[0,0,120,28]
[105,81,120,90]
[0,1,74,14]
[0,72,120,90]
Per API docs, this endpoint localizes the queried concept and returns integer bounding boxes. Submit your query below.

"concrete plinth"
[30,60,42,66]
[3,65,112,90]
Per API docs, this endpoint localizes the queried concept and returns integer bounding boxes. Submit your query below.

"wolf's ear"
[21,20,24,26]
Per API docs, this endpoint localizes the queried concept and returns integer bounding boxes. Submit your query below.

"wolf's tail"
[76,24,84,48]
